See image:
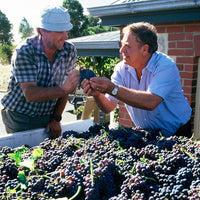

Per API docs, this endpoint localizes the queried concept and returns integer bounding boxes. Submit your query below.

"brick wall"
[118,21,200,129]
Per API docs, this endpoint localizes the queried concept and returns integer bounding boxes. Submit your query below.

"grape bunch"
[0,123,200,199]
[79,69,96,85]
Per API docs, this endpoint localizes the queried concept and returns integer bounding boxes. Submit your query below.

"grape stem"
[69,186,82,200]
[90,159,94,187]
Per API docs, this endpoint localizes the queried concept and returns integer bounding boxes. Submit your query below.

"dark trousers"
[174,119,192,138]
[1,108,51,134]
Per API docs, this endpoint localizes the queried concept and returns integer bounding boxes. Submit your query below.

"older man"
[82,22,192,138]
[1,6,79,138]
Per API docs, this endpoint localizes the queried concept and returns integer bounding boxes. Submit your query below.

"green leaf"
[7,145,28,165]
[18,171,28,186]
[32,148,43,158]
[8,152,22,165]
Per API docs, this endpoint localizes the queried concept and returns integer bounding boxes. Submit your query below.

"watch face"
[112,85,119,96]
[112,89,117,95]
[54,115,62,122]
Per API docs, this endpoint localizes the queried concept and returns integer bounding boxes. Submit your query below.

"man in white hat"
[1,6,79,138]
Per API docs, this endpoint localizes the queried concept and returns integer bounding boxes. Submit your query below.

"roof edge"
[88,0,200,17]
[69,41,120,49]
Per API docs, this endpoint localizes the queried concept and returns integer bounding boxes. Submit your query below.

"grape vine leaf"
[7,145,27,165]
[8,151,22,166]
[18,171,28,187]
[19,157,35,171]
[32,147,43,158]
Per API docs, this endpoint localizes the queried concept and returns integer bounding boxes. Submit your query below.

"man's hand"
[61,70,80,94]
[82,77,115,95]
[46,120,62,139]
[81,77,117,113]
[81,78,100,96]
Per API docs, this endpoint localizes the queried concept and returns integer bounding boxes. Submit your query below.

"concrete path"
[0,92,77,136]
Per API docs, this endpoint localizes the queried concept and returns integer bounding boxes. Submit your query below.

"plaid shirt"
[1,36,77,117]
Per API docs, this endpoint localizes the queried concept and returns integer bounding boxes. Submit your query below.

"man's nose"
[120,45,126,54]
[63,31,68,40]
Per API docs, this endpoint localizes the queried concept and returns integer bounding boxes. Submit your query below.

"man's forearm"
[22,85,67,102]
[52,94,69,117]
[94,93,117,114]
[113,85,163,111]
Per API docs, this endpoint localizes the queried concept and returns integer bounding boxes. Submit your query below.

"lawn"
[0,65,11,91]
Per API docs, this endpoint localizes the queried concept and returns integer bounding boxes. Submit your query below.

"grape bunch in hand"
[79,69,96,86]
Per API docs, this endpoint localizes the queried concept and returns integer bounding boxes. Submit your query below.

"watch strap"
[51,115,62,122]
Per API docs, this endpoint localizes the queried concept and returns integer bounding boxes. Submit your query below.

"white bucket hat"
[38,6,73,31]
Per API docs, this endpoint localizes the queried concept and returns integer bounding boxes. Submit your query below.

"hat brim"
[39,22,73,32]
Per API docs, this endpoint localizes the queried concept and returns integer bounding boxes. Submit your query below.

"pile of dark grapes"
[79,69,96,85]
[0,124,200,199]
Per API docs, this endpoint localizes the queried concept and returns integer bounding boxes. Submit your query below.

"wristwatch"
[51,115,62,122]
[111,85,119,96]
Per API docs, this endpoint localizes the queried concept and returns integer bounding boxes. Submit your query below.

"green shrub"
[0,44,14,65]
[77,56,120,79]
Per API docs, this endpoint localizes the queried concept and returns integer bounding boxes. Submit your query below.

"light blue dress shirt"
[107,52,192,137]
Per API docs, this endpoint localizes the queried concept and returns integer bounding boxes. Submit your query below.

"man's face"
[120,32,144,68]
[41,30,68,51]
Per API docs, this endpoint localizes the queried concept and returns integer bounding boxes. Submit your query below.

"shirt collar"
[145,52,158,73]
[27,36,66,59]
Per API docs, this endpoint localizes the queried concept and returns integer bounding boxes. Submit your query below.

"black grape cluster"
[78,68,96,85]
[0,123,200,199]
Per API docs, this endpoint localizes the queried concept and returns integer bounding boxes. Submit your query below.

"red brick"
[186,33,193,40]
[185,49,194,56]
[184,94,192,102]
[184,94,196,102]
[168,49,184,56]
[184,79,197,87]
[193,57,199,64]
[176,57,195,64]
[185,64,198,72]
[168,41,176,48]
[182,87,193,94]
[167,26,184,33]
[177,41,193,48]
[179,72,194,79]
[118,118,132,128]
[156,26,166,33]
[177,64,184,71]
[194,35,200,56]
[168,34,185,41]
[118,112,125,119]
[118,101,124,106]
[183,72,198,79]
[185,25,200,32]
[119,106,128,113]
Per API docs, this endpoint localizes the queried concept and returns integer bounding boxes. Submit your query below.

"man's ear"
[142,44,149,55]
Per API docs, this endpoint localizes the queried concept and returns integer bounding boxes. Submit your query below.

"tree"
[63,0,89,38]
[18,17,34,40]
[62,0,119,38]
[0,10,13,45]
[86,16,118,35]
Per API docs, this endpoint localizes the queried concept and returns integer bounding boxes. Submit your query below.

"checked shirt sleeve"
[12,45,38,83]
